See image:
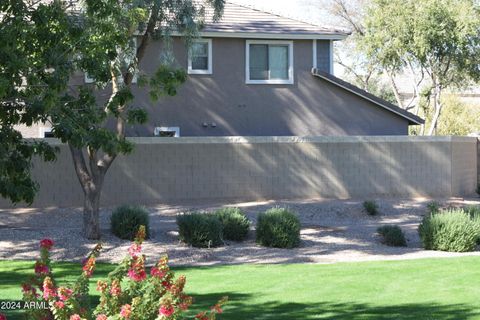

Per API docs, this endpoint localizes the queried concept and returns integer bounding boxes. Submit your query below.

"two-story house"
[21,1,423,138]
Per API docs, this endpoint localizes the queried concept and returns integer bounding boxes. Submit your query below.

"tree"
[0,0,224,239]
[361,0,480,135]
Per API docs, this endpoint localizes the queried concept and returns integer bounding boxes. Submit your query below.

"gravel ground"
[1,197,480,266]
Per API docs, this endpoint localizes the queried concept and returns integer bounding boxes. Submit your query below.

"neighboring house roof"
[201,1,349,40]
[312,69,424,125]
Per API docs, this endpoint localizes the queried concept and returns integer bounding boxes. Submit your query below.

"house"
[20,1,423,138]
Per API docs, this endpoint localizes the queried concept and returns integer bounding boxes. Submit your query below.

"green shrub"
[426,201,440,214]
[110,205,150,240]
[215,207,250,241]
[363,200,379,215]
[176,212,223,248]
[418,208,480,252]
[256,208,301,248]
[377,225,407,247]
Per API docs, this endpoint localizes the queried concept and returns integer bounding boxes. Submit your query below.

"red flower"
[40,239,54,250]
[54,301,65,309]
[150,266,166,279]
[159,305,175,317]
[211,304,223,314]
[0,313,6,320]
[96,315,108,320]
[195,312,208,320]
[120,304,132,319]
[69,315,81,320]
[34,262,49,275]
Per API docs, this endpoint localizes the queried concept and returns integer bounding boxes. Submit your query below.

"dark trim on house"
[311,68,424,125]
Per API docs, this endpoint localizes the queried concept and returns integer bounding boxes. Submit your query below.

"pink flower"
[34,262,49,275]
[54,301,65,309]
[69,315,81,320]
[57,287,73,301]
[159,305,175,317]
[128,243,142,257]
[96,315,108,320]
[42,277,56,300]
[150,267,166,279]
[120,304,132,319]
[0,313,6,320]
[127,268,146,282]
[40,238,54,250]
[110,280,121,296]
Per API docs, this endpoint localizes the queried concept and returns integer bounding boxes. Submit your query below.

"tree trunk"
[427,84,442,136]
[83,188,102,239]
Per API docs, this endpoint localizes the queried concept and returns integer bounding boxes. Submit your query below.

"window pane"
[192,42,208,57]
[191,42,209,70]
[192,57,208,70]
[249,44,268,80]
[269,45,289,80]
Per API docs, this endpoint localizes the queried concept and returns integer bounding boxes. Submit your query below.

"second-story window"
[246,40,294,85]
[188,39,212,74]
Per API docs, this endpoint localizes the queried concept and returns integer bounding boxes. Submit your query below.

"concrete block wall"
[0,136,478,208]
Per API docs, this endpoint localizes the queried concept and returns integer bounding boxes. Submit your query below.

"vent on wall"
[154,127,180,137]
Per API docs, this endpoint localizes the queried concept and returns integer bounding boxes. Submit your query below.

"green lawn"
[1,257,480,319]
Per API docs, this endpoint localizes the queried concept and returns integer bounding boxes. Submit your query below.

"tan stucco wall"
[0,136,477,208]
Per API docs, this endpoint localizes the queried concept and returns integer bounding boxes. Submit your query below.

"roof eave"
[311,68,424,125]
[199,31,348,40]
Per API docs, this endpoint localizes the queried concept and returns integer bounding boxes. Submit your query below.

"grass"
[2,257,480,319]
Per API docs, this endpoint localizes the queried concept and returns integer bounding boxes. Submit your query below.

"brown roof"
[201,1,349,39]
[312,69,424,125]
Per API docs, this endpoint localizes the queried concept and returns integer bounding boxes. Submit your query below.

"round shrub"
[363,200,379,215]
[111,205,150,240]
[256,208,301,248]
[215,207,250,241]
[176,212,223,248]
[418,208,479,252]
[377,225,407,247]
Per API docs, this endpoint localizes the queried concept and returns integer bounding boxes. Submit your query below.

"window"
[85,38,138,83]
[40,127,54,138]
[154,127,180,137]
[188,39,212,74]
[246,40,294,84]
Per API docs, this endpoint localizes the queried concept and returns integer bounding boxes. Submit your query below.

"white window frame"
[39,126,53,138]
[154,126,180,137]
[85,38,138,83]
[188,39,213,75]
[245,40,294,85]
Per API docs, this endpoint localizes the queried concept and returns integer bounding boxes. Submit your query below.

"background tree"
[361,0,480,135]
[0,0,224,239]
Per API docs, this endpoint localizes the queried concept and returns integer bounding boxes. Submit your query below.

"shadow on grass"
[3,292,478,320]
[188,292,479,320]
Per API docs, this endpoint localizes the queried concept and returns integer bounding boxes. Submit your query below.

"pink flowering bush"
[21,226,227,320]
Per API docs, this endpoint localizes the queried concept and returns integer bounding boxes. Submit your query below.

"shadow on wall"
[0,137,476,208]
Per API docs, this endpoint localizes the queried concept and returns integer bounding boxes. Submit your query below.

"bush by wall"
[256,208,301,249]
[176,212,223,248]
[111,205,150,240]
[363,200,379,215]
[215,207,250,241]
[418,208,480,252]
[377,225,407,247]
